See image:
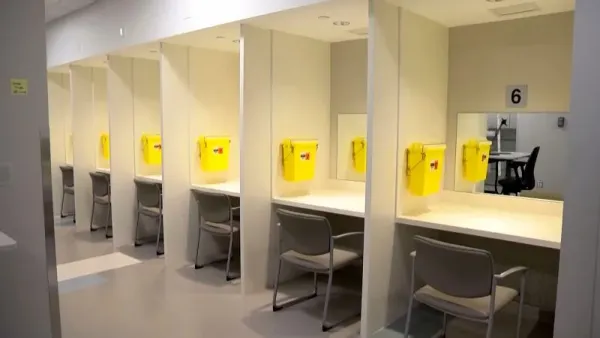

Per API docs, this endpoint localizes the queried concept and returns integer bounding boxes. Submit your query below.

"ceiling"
[248,0,368,43]
[394,0,575,27]
[45,0,96,23]
[164,24,241,53]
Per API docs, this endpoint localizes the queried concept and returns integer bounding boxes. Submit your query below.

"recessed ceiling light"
[216,36,225,39]
[486,0,504,2]
[232,39,240,43]
[318,15,330,20]
[333,21,350,26]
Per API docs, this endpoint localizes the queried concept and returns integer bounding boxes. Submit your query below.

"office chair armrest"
[495,266,528,280]
[332,232,364,240]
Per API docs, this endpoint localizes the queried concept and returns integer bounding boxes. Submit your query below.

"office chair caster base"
[194,264,204,269]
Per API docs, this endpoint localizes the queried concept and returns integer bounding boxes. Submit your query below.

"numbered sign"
[505,85,528,108]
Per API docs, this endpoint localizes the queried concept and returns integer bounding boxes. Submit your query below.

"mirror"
[454,112,568,200]
[336,113,367,182]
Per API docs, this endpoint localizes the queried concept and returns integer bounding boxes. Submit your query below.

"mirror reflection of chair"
[499,146,540,196]
[133,179,163,256]
[273,208,364,332]
[59,165,76,223]
[89,172,111,238]
[191,190,240,281]
[405,236,528,338]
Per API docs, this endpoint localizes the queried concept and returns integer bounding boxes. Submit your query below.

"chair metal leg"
[105,204,112,239]
[155,216,164,256]
[60,191,66,218]
[404,296,414,337]
[225,232,235,281]
[313,272,318,295]
[194,227,202,269]
[486,314,494,338]
[516,273,527,338]
[321,270,334,332]
[134,212,142,246]
[441,313,448,337]
[89,201,97,231]
[272,258,282,312]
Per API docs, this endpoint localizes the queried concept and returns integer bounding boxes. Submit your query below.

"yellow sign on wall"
[10,78,28,95]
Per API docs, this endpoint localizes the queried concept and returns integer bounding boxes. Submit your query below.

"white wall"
[160,43,192,268]
[48,72,71,217]
[46,0,329,67]
[0,1,60,336]
[330,39,368,181]
[93,68,109,170]
[271,30,330,196]
[362,4,449,335]
[445,12,574,190]
[395,9,449,215]
[240,24,273,294]
[189,47,240,184]
[107,56,137,247]
[133,58,161,176]
[71,66,96,232]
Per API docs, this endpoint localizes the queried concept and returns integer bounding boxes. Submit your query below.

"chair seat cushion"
[202,220,240,235]
[64,186,74,194]
[139,205,161,217]
[415,285,518,320]
[94,195,109,204]
[281,248,361,272]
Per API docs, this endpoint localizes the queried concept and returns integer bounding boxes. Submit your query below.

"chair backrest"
[521,146,540,190]
[59,166,74,187]
[276,208,332,256]
[414,236,494,298]
[89,172,110,197]
[191,190,231,223]
[134,179,161,208]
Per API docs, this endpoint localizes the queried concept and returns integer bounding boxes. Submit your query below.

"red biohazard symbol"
[300,152,310,160]
[213,147,223,154]
[429,160,439,171]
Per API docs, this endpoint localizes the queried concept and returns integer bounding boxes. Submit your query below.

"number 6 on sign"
[506,85,528,108]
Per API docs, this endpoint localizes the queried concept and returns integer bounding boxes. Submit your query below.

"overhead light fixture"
[233,39,240,43]
[318,15,330,20]
[333,21,350,26]
[486,0,504,2]
[216,36,225,39]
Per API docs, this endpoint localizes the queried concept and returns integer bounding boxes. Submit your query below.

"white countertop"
[397,202,562,249]
[0,231,16,251]
[273,189,365,217]
[489,152,530,161]
[191,181,240,197]
[96,168,110,174]
[135,174,163,183]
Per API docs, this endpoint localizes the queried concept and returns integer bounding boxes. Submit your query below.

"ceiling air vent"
[489,2,541,17]
[349,27,369,36]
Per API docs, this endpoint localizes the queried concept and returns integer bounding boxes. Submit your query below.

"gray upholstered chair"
[89,172,111,238]
[133,179,163,256]
[59,165,75,223]
[191,190,240,281]
[273,208,364,332]
[405,236,528,338]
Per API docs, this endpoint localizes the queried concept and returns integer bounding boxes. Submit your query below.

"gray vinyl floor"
[54,222,553,338]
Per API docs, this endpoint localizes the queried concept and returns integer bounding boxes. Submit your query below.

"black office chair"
[499,146,540,196]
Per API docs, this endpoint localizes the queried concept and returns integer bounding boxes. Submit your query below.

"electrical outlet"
[536,180,543,188]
